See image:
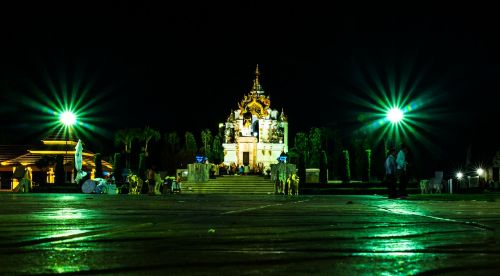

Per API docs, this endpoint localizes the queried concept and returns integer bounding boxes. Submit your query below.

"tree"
[201,129,213,159]
[308,127,322,168]
[162,131,181,174]
[350,131,373,181]
[185,131,197,154]
[179,131,197,166]
[138,152,146,193]
[139,126,161,157]
[297,152,306,186]
[212,134,224,164]
[114,128,140,169]
[321,127,335,180]
[113,153,123,183]
[342,149,351,183]
[166,132,180,154]
[319,150,328,184]
[294,132,309,165]
[309,127,322,153]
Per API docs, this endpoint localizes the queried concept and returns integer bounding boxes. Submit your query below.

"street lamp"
[59,111,77,183]
[477,168,484,176]
[59,111,76,127]
[384,106,405,156]
[387,107,404,124]
[59,110,77,153]
[477,168,485,188]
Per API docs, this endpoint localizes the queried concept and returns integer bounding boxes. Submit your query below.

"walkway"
[1,193,499,274]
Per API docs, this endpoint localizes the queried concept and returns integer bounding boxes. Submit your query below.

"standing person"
[174,172,182,193]
[385,148,397,199]
[396,144,410,198]
[147,165,156,195]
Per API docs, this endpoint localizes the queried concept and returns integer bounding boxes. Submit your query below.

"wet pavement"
[1,193,500,275]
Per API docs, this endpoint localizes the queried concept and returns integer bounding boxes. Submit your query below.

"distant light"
[387,108,404,124]
[253,132,258,137]
[477,168,484,176]
[59,111,76,126]
[456,172,463,179]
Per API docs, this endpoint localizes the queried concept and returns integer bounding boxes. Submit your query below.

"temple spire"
[251,64,264,95]
[280,108,287,122]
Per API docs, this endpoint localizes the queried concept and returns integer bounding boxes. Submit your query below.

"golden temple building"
[222,65,288,172]
[0,134,112,191]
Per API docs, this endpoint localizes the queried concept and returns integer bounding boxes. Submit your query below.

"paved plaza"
[1,193,500,275]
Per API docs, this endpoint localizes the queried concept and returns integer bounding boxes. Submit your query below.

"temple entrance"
[243,152,250,166]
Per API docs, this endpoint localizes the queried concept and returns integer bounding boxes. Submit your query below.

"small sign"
[195,155,207,163]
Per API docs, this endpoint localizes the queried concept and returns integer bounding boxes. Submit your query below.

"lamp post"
[386,107,404,147]
[477,168,484,189]
[59,111,77,183]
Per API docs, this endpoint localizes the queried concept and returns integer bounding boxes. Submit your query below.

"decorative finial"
[280,108,287,121]
[251,64,263,95]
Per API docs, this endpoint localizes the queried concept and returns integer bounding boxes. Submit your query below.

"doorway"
[243,152,249,166]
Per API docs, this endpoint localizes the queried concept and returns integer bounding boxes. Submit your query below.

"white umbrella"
[74,139,87,182]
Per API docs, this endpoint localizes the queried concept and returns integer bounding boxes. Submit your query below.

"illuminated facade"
[222,65,288,171]
[0,135,112,190]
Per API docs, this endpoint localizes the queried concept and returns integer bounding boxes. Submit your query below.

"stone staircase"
[182,175,275,194]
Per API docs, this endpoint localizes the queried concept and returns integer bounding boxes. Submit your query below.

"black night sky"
[1,3,499,176]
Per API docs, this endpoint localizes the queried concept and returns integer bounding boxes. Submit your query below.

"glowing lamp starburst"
[59,111,76,127]
[477,168,484,176]
[387,108,404,124]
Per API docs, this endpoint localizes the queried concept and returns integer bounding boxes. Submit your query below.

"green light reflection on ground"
[49,229,87,239]
[51,208,84,220]
[33,207,101,243]
[353,252,425,275]
[43,249,91,274]
[58,195,78,201]
[53,266,89,274]
[354,239,425,275]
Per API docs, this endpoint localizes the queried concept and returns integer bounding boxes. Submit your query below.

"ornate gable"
[237,65,271,119]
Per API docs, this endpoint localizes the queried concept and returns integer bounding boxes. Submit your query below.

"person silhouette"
[385,148,397,199]
[147,165,156,195]
[396,144,410,198]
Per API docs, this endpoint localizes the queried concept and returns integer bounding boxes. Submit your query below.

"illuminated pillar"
[12,166,18,190]
[47,167,55,184]
[282,121,289,152]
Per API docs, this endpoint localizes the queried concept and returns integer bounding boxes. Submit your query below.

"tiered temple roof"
[0,133,112,171]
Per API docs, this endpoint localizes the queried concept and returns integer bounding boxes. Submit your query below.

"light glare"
[387,108,404,123]
[477,168,484,176]
[59,111,76,126]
